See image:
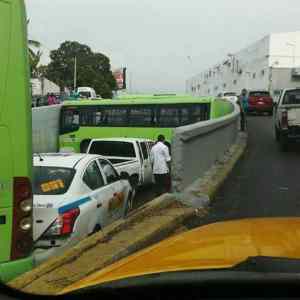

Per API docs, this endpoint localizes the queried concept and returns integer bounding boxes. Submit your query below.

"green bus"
[59,97,233,153]
[0,0,34,282]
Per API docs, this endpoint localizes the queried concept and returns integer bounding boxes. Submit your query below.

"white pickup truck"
[86,138,155,189]
[274,88,300,151]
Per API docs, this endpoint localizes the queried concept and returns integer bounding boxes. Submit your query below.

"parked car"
[273,88,300,151]
[247,90,274,115]
[87,138,155,190]
[32,153,133,264]
[218,91,239,104]
[77,87,97,99]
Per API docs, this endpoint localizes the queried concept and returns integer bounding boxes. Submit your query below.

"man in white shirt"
[150,135,171,196]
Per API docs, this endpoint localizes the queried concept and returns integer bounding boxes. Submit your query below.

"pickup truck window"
[99,160,119,184]
[89,141,135,158]
[141,142,149,159]
[83,161,105,190]
[282,90,300,105]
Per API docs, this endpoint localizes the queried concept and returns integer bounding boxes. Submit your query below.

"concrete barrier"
[32,105,62,153]
[171,101,240,192]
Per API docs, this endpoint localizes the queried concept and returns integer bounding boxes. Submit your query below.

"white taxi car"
[32,153,133,264]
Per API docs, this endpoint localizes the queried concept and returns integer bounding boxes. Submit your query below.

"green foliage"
[45,41,117,98]
[28,39,42,77]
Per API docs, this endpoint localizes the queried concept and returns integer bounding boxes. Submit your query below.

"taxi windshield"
[33,166,75,195]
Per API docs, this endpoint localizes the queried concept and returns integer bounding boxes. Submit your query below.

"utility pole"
[286,42,296,68]
[73,56,77,91]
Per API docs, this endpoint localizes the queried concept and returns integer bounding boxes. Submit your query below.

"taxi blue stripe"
[58,196,92,214]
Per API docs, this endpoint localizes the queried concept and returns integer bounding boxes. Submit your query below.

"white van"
[77,87,97,99]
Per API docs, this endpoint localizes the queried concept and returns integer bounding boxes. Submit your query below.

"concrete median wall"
[171,100,240,192]
[32,105,62,153]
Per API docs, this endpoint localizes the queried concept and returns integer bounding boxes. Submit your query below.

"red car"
[247,90,274,116]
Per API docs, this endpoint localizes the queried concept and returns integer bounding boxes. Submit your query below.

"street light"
[269,61,279,94]
[286,42,296,68]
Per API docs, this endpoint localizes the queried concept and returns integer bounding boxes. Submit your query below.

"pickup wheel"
[279,133,288,152]
[274,126,280,142]
[90,224,102,236]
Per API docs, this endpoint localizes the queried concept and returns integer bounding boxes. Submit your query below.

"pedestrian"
[150,134,172,197]
[238,88,249,131]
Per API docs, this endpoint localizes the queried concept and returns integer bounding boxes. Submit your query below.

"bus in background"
[59,97,233,153]
[0,0,34,282]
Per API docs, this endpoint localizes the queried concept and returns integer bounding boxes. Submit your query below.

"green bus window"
[61,108,80,133]
[179,107,190,126]
[157,106,181,127]
[102,107,128,127]
[128,106,155,127]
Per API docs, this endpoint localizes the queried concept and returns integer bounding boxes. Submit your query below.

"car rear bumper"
[248,105,273,112]
[281,127,300,141]
[0,256,34,282]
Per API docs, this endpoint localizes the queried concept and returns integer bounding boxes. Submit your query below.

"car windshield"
[6,0,300,297]
[33,166,75,195]
[282,90,300,105]
[89,141,136,158]
[224,93,236,97]
[249,91,270,97]
[79,91,91,98]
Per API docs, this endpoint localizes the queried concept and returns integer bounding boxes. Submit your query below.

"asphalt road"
[185,114,300,229]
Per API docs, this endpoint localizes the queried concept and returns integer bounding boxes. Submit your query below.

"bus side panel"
[59,127,174,153]
[0,0,33,280]
[0,208,12,263]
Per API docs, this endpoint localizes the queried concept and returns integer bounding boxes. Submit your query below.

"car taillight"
[44,208,80,237]
[282,111,289,129]
[11,177,33,260]
[61,208,80,235]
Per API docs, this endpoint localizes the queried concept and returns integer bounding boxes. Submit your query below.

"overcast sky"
[25,0,300,93]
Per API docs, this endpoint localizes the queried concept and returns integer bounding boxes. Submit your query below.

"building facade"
[187,31,300,99]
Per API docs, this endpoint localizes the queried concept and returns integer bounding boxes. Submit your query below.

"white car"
[32,153,133,264]
[218,92,239,104]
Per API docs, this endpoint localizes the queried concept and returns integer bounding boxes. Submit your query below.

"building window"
[253,73,256,79]
[223,83,227,88]
[261,70,265,76]
[233,80,237,85]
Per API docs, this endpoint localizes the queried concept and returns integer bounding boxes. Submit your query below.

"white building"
[187,31,300,99]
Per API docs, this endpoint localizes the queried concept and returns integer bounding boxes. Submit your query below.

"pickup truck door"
[139,142,153,185]
[98,159,126,223]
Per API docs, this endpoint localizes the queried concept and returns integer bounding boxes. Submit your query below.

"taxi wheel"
[92,224,102,234]
[125,192,134,217]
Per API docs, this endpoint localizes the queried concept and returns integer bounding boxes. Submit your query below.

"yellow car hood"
[62,218,300,293]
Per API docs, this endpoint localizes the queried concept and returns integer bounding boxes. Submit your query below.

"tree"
[28,39,43,77]
[45,41,117,98]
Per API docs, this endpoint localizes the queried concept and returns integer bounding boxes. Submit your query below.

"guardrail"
[171,100,240,192]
